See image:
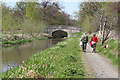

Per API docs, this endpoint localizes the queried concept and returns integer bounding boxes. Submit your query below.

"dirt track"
[85,44,118,78]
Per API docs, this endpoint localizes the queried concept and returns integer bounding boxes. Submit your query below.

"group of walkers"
[80,32,98,53]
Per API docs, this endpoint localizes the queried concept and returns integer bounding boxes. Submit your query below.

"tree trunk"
[100,15,103,35]
[99,14,103,45]
[101,17,107,45]
[104,29,110,41]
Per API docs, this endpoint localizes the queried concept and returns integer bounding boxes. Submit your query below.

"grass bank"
[2,37,47,47]
[96,39,119,65]
[0,35,85,78]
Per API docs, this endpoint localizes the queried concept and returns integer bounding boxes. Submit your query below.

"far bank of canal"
[2,38,65,72]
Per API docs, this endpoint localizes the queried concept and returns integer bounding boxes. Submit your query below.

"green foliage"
[76,2,118,34]
[71,32,82,37]
[77,2,102,30]
[22,19,46,36]
[0,37,85,78]
[81,15,92,33]
[2,1,77,38]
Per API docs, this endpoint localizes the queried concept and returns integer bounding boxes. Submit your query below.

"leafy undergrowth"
[71,32,82,38]
[0,37,85,78]
[96,39,118,65]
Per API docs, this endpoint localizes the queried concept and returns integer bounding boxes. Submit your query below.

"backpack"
[82,35,88,42]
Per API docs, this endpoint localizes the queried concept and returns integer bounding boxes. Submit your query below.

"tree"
[2,1,76,38]
[77,2,118,45]
[94,2,118,45]
[81,15,92,33]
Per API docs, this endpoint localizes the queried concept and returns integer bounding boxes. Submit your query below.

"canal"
[2,38,65,72]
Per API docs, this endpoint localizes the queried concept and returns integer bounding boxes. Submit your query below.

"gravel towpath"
[85,44,118,78]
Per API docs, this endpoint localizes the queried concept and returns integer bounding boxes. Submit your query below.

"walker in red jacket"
[90,34,98,53]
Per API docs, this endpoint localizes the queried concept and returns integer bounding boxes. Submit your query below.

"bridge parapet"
[45,25,81,37]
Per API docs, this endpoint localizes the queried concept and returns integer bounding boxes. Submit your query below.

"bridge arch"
[45,25,81,38]
[52,30,68,38]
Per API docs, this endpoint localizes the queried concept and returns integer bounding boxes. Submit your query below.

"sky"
[2,0,83,19]
[61,2,80,19]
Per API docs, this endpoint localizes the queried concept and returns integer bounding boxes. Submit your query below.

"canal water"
[2,39,65,72]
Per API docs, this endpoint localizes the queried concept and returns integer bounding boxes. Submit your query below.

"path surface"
[85,44,118,78]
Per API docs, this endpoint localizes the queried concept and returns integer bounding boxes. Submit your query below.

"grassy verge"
[87,34,118,66]
[0,36,85,78]
[96,39,119,65]
[2,37,47,48]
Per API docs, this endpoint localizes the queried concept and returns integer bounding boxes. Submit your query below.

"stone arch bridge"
[44,25,81,38]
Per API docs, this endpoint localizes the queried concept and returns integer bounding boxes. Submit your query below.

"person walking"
[81,32,88,52]
[90,33,98,53]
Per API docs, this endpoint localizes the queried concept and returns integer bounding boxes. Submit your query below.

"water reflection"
[2,39,64,72]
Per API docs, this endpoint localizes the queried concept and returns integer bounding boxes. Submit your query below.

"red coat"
[90,36,98,47]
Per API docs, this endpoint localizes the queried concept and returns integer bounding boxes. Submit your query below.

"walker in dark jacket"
[81,33,88,52]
